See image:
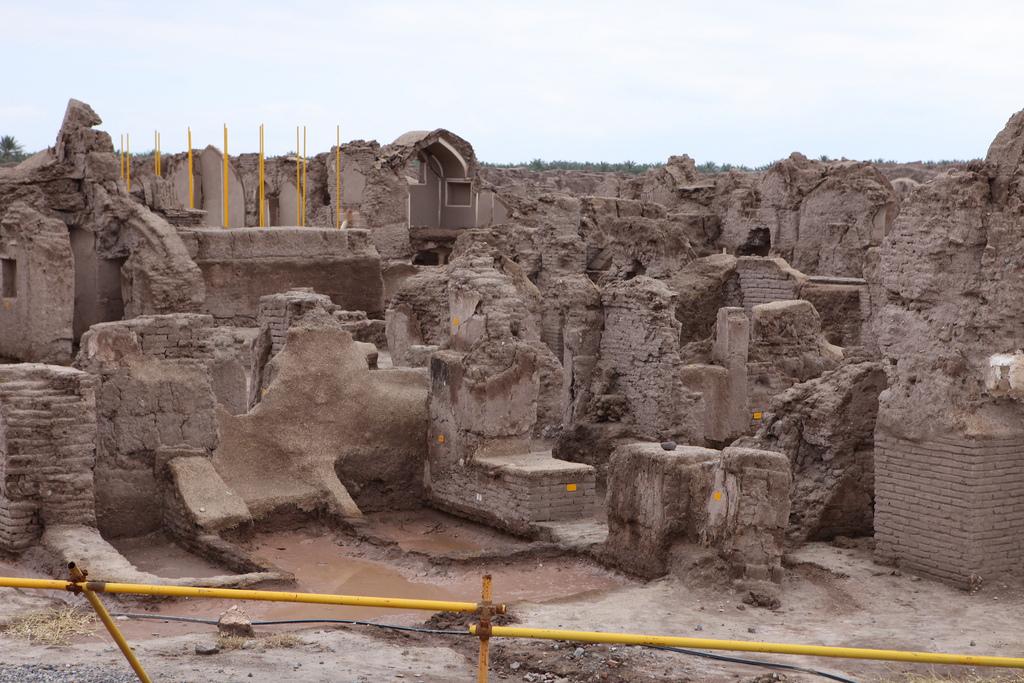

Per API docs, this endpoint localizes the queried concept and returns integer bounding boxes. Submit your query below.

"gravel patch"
[0,664,138,682]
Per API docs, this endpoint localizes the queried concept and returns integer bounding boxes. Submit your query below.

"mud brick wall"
[429,458,597,535]
[258,289,336,355]
[0,364,97,552]
[599,277,698,440]
[101,314,215,360]
[180,227,385,324]
[875,434,1024,586]
[736,257,801,312]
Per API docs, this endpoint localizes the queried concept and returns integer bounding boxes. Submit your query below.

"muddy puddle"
[108,521,625,641]
[110,534,226,579]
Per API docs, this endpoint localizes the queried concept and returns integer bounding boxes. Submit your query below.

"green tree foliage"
[0,135,27,164]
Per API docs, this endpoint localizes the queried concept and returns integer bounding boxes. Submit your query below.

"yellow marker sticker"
[566,483,577,492]
[452,317,460,326]
[437,434,446,444]
[752,411,763,420]
[713,491,722,501]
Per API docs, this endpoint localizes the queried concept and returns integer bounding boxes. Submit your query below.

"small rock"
[218,605,255,637]
[195,643,220,655]
[510,662,520,671]
[572,647,585,659]
[660,441,677,451]
[694,624,703,631]
[970,641,977,647]
[747,627,757,634]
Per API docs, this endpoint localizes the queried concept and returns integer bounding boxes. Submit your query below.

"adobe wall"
[875,434,1024,587]
[0,204,75,364]
[0,364,97,553]
[180,227,385,325]
[76,314,220,538]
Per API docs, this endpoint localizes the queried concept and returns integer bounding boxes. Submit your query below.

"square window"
[1,258,15,298]
[446,180,472,207]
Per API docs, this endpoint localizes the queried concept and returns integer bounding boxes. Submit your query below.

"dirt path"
[2,513,1023,682]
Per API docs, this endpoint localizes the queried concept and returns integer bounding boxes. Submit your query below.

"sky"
[2,0,1023,166]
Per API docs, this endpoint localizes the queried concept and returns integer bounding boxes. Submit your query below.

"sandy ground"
[1,510,1023,682]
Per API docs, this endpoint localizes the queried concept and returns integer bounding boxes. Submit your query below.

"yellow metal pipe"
[472,625,1024,670]
[0,577,72,591]
[91,582,481,613]
[336,125,341,228]
[222,124,229,228]
[302,126,307,227]
[187,127,194,209]
[0,575,487,613]
[69,566,152,683]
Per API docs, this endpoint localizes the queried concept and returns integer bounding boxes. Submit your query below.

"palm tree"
[0,135,25,163]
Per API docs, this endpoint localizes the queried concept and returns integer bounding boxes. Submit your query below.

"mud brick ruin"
[3,98,1024,595]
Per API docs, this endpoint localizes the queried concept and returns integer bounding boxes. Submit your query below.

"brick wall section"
[875,433,1024,586]
[85,314,215,361]
[258,289,335,355]
[429,453,597,535]
[736,257,802,312]
[0,364,97,552]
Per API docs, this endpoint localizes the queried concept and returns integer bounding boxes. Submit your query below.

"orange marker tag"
[566,483,577,492]
[437,434,446,444]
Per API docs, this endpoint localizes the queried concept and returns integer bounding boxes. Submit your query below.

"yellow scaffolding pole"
[477,575,493,683]
[222,124,229,228]
[258,124,265,228]
[0,575,488,613]
[295,126,301,226]
[302,125,308,227]
[187,127,194,209]
[335,125,341,229]
[68,565,152,683]
[470,625,1024,670]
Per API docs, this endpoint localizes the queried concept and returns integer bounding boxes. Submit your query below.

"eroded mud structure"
[2,98,1024,616]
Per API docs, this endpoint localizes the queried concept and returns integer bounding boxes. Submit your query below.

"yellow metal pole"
[471,625,1024,670]
[258,124,265,228]
[0,575,489,613]
[126,134,131,192]
[68,565,152,683]
[335,125,341,229]
[302,125,307,227]
[222,124,229,228]
[187,127,194,209]
[295,126,301,226]
[477,574,492,683]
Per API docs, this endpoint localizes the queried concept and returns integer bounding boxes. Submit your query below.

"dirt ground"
[1,509,1023,682]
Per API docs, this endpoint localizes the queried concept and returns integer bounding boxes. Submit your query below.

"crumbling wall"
[716,153,898,278]
[746,300,843,422]
[215,320,428,520]
[0,365,97,553]
[386,269,451,367]
[604,442,790,581]
[741,361,886,542]
[872,110,1024,585]
[179,227,384,325]
[75,314,219,538]
[0,203,74,363]
[0,100,205,360]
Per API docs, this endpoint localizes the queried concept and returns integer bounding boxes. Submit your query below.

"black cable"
[109,613,857,681]
[108,613,468,637]
[650,645,858,683]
